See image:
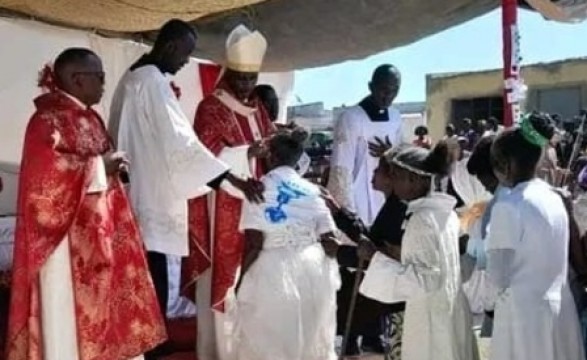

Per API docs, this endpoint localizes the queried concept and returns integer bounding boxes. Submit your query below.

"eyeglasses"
[74,71,105,82]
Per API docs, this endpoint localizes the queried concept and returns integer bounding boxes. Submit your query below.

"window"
[535,86,582,120]
[451,96,504,128]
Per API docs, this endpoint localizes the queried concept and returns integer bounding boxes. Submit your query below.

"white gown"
[360,192,479,360]
[327,104,403,226]
[237,166,340,360]
[486,179,585,360]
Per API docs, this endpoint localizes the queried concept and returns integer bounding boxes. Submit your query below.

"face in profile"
[371,158,393,193]
[73,54,105,106]
[163,34,196,75]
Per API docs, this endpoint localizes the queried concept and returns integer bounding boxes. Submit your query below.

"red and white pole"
[502,0,521,127]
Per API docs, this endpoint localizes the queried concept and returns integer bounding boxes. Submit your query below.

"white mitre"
[225,24,267,73]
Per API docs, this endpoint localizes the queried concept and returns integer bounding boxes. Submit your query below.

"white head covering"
[225,24,267,73]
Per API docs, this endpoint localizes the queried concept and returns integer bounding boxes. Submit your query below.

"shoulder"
[337,106,363,122]
[388,106,402,120]
[196,94,227,114]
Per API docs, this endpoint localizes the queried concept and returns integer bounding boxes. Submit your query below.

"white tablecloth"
[0,216,15,272]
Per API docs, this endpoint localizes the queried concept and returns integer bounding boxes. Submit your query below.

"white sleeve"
[360,215,442,303]
[393,111,406,146]
[486,201,519,291]
[239,199,265,232]
[327,112,357,210]
[315,198,337,235]
[146,81,229,199]
[217,146,252,199]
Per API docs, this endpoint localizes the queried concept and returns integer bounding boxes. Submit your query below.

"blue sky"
[293,8,587,109]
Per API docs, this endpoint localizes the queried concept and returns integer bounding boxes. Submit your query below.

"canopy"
[1,0,501,71]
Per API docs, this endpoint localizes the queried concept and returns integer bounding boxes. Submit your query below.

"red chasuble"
[6,92,166,360]
[182,84,274,312]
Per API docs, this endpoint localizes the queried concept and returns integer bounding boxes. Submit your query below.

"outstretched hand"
[248,140,269,159]
[228,174,265,203]
[368,136,392,158]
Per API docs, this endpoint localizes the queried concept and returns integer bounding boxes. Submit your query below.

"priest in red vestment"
[182,25,274,360]
[6,48,165,360]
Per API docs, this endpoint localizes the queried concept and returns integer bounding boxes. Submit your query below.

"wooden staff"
[339,257,366,360]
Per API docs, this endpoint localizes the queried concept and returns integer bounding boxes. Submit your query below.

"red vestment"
[6,92,166,360]
[182,84,274,312]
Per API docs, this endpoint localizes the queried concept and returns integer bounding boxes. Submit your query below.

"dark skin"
[492,144,587,284]
[365,68,401,157]
[56,54,128,176]
[131,32,264,202]
[224,69,259,104]
[358,164,432,262]
[255,86,279,122]
[221,70,271,165]
[131,32,195,75]
[236,154,338,293]
[321,157,402,261]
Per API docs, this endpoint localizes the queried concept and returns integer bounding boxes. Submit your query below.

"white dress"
[360,192,479,360]
[237,166,341,360]
[486,179,584,360]
[327,104,403,225]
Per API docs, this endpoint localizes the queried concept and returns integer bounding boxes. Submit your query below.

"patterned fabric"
[182,83,275,312]
[6,92,165,360]
[383,312,404,360]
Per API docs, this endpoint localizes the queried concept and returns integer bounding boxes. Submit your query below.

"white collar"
[59,90,87,110]
[214,88,257,117]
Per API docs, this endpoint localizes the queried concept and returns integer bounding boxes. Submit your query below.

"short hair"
[467,135,496,176]
[414,125,429,136]
[253,84,277,101]
[371,64,401,84]
[154,19,197,48]
[269,127,309,166]
[54,48,97,75]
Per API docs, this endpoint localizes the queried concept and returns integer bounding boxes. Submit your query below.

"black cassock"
[334,193,408,353]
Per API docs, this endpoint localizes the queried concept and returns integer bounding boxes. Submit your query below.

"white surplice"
[237,166,340,360]
[327,105,403,226]
[450,155,491,209]
[110,65,229,256]
[486,179,584,360]
[360,192,479,360]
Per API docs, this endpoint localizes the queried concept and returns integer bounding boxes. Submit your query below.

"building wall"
[426,58,587,140]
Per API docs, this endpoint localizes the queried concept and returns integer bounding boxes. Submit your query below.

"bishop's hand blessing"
[248,140,269,159]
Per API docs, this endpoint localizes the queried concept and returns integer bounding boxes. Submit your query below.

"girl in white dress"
[359,143,479,360]
[236,128,340,360]
[487,112,584,360]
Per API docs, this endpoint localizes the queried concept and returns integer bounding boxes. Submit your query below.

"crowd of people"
[2,16,587,360]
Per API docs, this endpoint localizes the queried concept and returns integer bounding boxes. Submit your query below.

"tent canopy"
[1,0,540,71]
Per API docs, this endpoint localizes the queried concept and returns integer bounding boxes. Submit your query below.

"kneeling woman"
[359,143,479,360]
[236,128,340,360]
